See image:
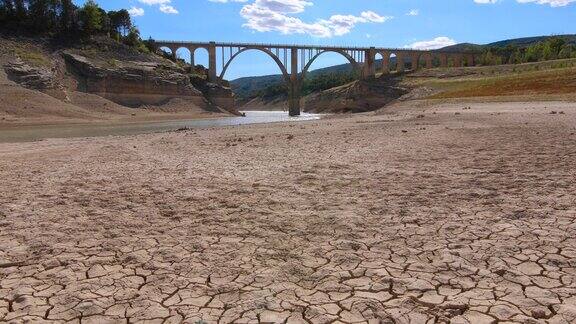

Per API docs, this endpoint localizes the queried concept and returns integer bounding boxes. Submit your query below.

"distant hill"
[442,35,576,51]
[231,34,576,100]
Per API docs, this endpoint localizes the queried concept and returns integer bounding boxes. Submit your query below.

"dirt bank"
[1,101,575,322]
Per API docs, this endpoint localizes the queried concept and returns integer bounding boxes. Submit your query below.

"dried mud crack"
[1,101,576,323]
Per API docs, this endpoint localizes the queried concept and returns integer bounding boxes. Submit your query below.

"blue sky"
[79,0,575,79]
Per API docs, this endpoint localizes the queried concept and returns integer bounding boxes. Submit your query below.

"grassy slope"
[404,58,576,100]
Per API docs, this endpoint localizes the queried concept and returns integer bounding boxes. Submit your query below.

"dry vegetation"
[404,58,576,100]
[0,38,52,67]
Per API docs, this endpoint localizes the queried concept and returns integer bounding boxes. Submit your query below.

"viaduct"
[156,41,476,116]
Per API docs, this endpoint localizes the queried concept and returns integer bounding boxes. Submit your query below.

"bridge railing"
[155,40,477,54]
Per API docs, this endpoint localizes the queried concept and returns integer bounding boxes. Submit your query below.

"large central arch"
[219,47,290,83]
[299,50,361,83]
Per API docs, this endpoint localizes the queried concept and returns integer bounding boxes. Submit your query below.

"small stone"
[531,309,547,319]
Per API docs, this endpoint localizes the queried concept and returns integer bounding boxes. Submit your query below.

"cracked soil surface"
[1,101,576,323]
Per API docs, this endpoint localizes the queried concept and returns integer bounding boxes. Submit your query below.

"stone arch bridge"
[156,41,476,116]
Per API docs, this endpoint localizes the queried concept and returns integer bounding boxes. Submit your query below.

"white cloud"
[405,37,457,50]
[475,0,575,6]
[209,0,248,2]
[128,7,145,16]
[516,0,575,6]
[138,0,178,14]
[407,9,419,16]
[238,0,391,38]
[159,4,178,14]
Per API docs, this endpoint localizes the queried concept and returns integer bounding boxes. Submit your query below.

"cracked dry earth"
[1,101,576,324]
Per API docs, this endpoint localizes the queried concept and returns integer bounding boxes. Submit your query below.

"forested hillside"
[0,0,156,53]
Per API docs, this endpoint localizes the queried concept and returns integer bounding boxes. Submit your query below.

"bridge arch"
[374,52,384,74]
[419,52,433,69]
[300,49,361,83]
[388,52,401,72]
[175,47,192,64]
[219,47,290,83]
[159,46,175,58]
[192,47,209,69]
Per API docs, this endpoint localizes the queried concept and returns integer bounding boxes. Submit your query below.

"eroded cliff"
[0,37,239,124]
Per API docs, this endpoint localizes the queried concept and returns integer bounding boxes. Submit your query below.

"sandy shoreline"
[1,100,576,323]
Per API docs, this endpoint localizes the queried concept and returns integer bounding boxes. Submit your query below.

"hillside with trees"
[0,0,156,53]
[477,36,576,65]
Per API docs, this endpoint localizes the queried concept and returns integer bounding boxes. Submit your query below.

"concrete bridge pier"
[381,52,390,74]
[411,53,420,71]
[439,54,448,68]
[454,54,463,68]
[288,47,301,116]
[208,42,217,82]
[467,54,475,67]
[190,49,195,67]
[397,54,405,72]
[425,54,433,69]
[362,48,376,79]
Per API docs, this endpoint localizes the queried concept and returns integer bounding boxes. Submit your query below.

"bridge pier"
[289,47,301,116]
[439,54,448,68]
[190,49,195,67]
[208,42,217,82]
[381,52,390,74]
[411,53,420,71]
[363,48,376,79]
[397,54,405,72]
[467,54,475,67]
[425,55,433,69]
[454,54,462,67]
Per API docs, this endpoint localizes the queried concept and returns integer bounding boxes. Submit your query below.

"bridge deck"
[155,40,467,53]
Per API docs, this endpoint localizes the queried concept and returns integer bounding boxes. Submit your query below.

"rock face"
[3,59,68,101]
[63,52,237,113]
[302,78,408,114]
[239,76,409,114]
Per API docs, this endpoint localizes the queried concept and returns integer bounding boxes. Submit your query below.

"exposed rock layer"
[63,52,236,113]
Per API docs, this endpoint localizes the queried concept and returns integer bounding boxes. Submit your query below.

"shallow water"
[0,111,322,143]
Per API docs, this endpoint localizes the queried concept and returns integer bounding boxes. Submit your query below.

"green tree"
[108,9,131,36]
[28,0,60,32]
[123,26,141,47]
[541,42,555,61]
[59,0,77,33]
[78,0,103,35]
[13,0,25,21]
[548,37,566,55]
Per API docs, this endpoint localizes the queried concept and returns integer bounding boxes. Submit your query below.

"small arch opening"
[158,46,174,61]
[432,55,442,68]
[374,52,384,75]
[193,47,210,73]
[389,53,398,72]
[175,47,192,65]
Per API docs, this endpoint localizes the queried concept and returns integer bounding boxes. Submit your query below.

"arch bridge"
[156,41,476,116]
